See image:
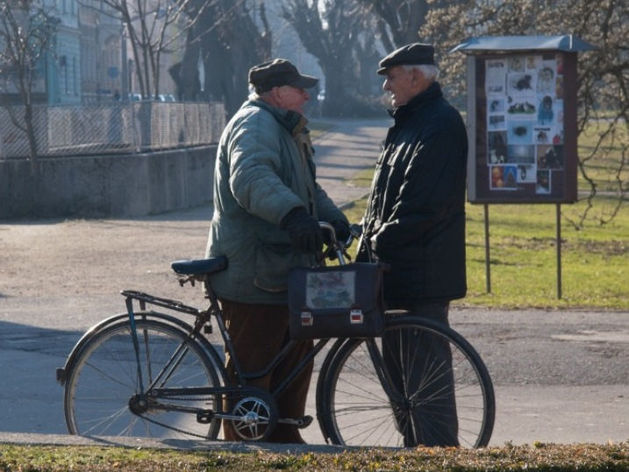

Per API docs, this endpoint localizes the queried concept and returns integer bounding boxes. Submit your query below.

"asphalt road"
[1,118,627,449]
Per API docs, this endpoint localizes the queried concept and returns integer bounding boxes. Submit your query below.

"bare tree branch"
[0,0,58,161]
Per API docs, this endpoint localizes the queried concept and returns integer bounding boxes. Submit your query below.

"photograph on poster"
[507,120,533,144]
[507,73,536,96]
[486,59,507,94]
[534,127,552,144]
[507,144,535,164]
[489,98,505,112]
[537,66,555,94]
[536,169,551,194]
[503,166,518,188]
[488,131,508,163]
[526,55,542,71]
[489,114,506,130]
[517,164,536,183]
[507,98,536,117]
[537,145,564,169]
[537,95,554,124]
[508,56,525,72]
[490,165,518,190]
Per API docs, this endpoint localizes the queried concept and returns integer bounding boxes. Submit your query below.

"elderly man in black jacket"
[358,43,468,447]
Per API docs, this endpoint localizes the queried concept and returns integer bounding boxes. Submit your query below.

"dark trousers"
[382,300,459,447]
[220,299,314,443]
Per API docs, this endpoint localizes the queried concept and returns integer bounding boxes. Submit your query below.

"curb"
[0,432,353,453]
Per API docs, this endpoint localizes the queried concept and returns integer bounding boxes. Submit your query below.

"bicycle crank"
[213,389,277,441]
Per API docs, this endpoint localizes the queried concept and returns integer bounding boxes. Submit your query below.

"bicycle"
[56,223,495,448]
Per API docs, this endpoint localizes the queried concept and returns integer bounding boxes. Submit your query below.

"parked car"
[158,94,176,102]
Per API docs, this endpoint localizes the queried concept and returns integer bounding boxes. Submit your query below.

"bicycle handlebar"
[318,222,363,265]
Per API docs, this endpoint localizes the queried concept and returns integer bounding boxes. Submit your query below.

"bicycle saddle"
[171,256,228,275]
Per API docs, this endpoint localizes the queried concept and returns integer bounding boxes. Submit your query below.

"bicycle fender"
[56,312,129,385]
[56,311,227,386]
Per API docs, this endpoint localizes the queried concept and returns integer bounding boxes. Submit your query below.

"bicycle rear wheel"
[317,314,494,448]
[64,318,222,439]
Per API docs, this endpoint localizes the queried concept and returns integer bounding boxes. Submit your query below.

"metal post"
[484,204,491,293]
[556,204,562,299]
[121,26,128,99]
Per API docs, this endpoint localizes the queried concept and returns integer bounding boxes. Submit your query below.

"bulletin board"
[466,51,578,203]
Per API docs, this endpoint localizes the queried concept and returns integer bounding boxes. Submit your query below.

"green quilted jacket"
[205,99,347,304]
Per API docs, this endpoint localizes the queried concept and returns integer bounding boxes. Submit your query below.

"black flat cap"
[377,43,435,74]
[249,59,318,93]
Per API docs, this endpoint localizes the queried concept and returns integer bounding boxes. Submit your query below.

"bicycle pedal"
[196,410,214,424]
[278,415,313,429]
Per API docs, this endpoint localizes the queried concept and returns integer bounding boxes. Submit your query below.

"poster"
[485,54,564,194]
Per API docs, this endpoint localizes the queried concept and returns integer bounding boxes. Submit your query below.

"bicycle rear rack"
[121,290,202,316]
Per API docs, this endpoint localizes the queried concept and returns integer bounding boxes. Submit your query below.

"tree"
[356,0,430,50]
[0,0,58,161]
[171,0,272,116]
[283,0,381,117]
[421,0,628,227]
[80,0,215,99]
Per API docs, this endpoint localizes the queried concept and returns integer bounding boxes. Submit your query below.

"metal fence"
[0,101,226,159]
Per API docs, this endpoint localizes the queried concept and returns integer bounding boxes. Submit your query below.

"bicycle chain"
[133,388,278,440]
[136,412,211,439]
[136,396,218,440]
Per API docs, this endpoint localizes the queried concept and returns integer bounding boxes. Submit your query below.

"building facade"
[46,0,81,104]
[78,0,123,103]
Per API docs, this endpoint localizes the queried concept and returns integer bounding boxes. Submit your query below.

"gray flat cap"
[377,43,435,74]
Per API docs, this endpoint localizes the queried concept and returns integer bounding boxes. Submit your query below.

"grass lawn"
[1,443,627,472]
[343,198,628,310]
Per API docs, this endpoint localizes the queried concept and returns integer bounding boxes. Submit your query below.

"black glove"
[329,219,351,244]
[280,207,323,254]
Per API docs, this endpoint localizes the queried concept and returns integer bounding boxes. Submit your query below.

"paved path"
[312,118,389,207]
[1,118,627,450]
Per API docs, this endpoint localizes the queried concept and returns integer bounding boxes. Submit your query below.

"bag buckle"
[300,311,313,326]
[350,309,364,324]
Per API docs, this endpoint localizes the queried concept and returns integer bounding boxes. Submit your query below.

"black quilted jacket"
[359,82,468,303]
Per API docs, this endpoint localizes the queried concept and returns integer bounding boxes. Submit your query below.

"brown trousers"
[220,299,314,443]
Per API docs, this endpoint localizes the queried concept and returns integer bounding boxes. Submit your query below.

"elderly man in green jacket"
[206,59,349,443]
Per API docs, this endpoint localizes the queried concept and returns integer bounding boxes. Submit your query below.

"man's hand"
[280,207,323,254]
[329,219,351,244]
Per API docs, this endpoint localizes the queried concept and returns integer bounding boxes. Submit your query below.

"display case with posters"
[452,35,595,203]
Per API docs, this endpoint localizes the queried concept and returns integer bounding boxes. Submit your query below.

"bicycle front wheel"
[64,318,222,439]
[317,314,495,448]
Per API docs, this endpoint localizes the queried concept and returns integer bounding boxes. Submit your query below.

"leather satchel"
[288,262,385,340]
